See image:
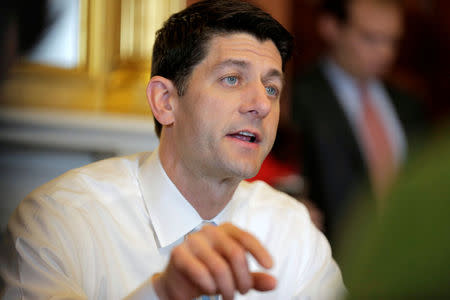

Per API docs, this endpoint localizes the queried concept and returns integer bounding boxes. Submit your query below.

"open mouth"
[227,130,259,143]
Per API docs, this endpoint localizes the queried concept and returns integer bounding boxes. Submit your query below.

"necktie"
[189,221,220,300]
[359,83,396,200]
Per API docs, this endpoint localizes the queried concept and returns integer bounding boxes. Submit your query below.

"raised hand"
[152,222,277,300]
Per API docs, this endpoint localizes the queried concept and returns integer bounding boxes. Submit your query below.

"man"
[1,1,345,299]
[292,0,426,245]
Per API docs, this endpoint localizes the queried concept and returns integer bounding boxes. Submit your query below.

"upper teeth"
[239,131,255,137]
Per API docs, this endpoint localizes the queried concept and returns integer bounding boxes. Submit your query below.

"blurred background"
[0,0,449,296]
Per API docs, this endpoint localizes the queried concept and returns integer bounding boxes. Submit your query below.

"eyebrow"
[213,59,249,73]
[213,59,284,83]
[263,69,284,85]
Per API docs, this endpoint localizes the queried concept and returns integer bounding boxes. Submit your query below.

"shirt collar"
[322,58,379,120]
[322,57,380,93]
[138,148,203,248]
[138,148,250,248]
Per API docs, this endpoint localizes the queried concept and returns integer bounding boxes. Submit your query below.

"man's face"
[169,33,283,180]
[331,0,403,79]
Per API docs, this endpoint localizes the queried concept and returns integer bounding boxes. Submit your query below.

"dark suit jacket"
[292,63,427,245]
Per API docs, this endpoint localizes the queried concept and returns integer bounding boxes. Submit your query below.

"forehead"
[200,33,283,71]
[349,0,402,31]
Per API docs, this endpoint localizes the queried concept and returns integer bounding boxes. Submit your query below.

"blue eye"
[265,86,278,96]
[224,76,238,86]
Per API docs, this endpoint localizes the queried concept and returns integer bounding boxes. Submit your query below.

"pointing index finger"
[220,223,273,269]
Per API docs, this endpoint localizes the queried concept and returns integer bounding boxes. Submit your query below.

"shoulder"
[238,181,342,295]
[384,82,428,137]
[238,180,311,227]
[8,152,151,233]
[384,82,425,115]
[29,152,150,207]
[292,62,335,120]
[7,152,152,249]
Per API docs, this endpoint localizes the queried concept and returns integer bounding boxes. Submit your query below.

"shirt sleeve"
[0,194,88,299]
[1,192,162,300]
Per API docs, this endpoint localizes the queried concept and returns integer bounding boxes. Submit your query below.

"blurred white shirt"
[1,149,345,300]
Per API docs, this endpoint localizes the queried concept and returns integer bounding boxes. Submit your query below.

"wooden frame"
[0,0,185,115]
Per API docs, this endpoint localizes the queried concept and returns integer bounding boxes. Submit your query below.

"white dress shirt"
[322,59,407,166]
[1,149,345,299]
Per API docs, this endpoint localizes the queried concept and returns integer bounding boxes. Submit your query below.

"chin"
[227,161,261,180]
[241,169,259,180]
[369,65,388,77]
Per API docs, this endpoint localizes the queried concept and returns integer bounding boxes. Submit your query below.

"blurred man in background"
[292,0,427,246]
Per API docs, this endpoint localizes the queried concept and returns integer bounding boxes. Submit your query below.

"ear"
[146,76,177,127]
[317,13,340,43]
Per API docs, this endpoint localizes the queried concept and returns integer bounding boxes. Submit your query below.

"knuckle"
[212,260,229,278]
[239,230,253,241]
[239,270,253,292]
[203,281,217,294]
[171,245,182,258]
[171,290,183,300]
[170,246,186,268]
[229,245,246,262]
[238,282,251,295]
[186,233,212,256]
[185,232,201,245]
[193,268,216,293]
[211,261,235,295]
[201,224,217,235]
[221,222,234,230]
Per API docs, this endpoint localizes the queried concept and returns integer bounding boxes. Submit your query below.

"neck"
[327,53,370,83]
[158,143,241,220]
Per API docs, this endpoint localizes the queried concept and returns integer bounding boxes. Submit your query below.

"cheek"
[175,105,204,142]
[193,104,224,142]
[266,105,280,139]
[350,39,367,59]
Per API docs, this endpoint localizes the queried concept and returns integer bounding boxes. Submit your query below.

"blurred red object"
[247,153,302,195]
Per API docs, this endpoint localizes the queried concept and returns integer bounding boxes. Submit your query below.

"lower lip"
[226,135,260,149]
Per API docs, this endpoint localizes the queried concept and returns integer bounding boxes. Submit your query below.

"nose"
[240,82,272,119]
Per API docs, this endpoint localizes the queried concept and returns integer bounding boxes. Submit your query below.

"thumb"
[251,272,277,291]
